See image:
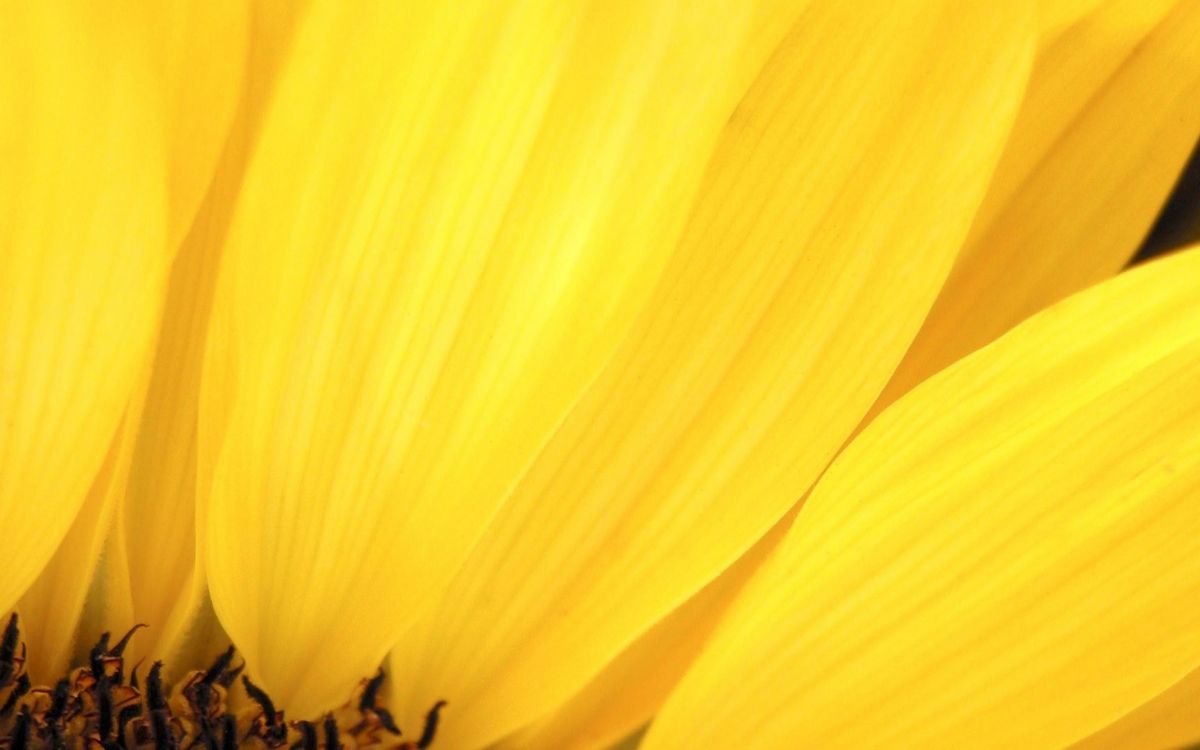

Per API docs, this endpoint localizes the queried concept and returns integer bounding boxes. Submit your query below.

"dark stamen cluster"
[0,615,444,750]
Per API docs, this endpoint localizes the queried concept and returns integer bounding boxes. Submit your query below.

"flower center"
[0,615,444,750]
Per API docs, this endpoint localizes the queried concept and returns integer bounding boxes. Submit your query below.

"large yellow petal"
[493,2,1200,722]
[203,0,812,717]
[9,0,287,674]
[105,227,225,667]
[499,512,793,750]
[17,419,130,681]
[0,4,170,616]
[646,246,1200,749]
[870,0,1200,414]
[109,0,310,672]
[1036,0,1104,37]
[1068,666,1200,750]
[385,2,1032,746]
[151,0,248,244]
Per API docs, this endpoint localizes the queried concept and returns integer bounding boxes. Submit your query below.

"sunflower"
[3,0,1200,748]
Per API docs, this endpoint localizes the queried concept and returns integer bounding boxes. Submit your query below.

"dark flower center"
[0,615,444,750]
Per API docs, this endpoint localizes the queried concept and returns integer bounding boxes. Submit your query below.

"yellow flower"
[2,1,1199,749]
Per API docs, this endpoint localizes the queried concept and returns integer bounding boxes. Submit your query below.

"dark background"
[1134,137,1200,264]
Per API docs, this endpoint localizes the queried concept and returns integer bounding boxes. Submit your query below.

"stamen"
[111,624,147,658]
[241,677,276,726]
[291,721,317,750]
[147,662,169,710]
[117,703,142,743]
[321,715,340,750]
[0,615,22,686]
[220,715,238,750]
[217,662,245,690]
[417,702,446,750]
[11,707,31,750]
[202,648,236,688]
[373,708,401,736]
[0,674,29,718]
[45,679,70,723]
[359,670,385,712]
[89,631,111,678]
[0,619,445,749]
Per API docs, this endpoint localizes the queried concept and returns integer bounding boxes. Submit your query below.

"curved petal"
[1068,665,1200,750]
[495,1,1200,718]
[870,0,1200,414]
[498,511,793,750]
[385,2,1033,746]
[17,419,129,680]
[152,0,248,244]
[646,246,1200,749]
[10,0,292,674]
[107,226,227,668]
[0,3,170,616]
[202,0,809,717]
[1037,1,1103,37]
[110,0,310,671]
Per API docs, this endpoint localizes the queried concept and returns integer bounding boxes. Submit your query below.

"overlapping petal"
[13,4,1194,749]
[109,0,310,671]
[0,3,170,622]
[480,3,1200,738]
[499,513,793,750]
[871,0,1200,414]
[385,2,1033,745]
[11,1,297,674]
[646,246,1200,749]
[201,0,816,717]
[1069,666,1200,750]
[17,421,134,680]
[152,0,249,243]
[1036,0,1103,36]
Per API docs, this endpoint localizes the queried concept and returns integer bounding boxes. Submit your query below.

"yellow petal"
[646,246,1200,749]
[11,1,297,672]
[152,1,248,243]
[17,419,128,681]
[870,0,1200,414]
[203,0,812,717]
[0,4,170,615]
[385,2,1032,745]
[109,0,311,671]
[1036,0,1103,37]
[500,512,792,750]
[112,197,241,669]
[1069,666,1200,750]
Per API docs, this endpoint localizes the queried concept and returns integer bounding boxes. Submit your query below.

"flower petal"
[10,0,292,672]
[503,0,1181,718]
[0,4,170,615]
[1037,1,1103,36]
[645,246,1200,749]
[1068,666,1200,750]
[499,513,792,750]
[107,229,225,666]
[203,0,807,716]
[109,0,310,670]
[152,0,248,243]
[17,419,131,680]
[871,0,1200,413]
[384,2,1033,745]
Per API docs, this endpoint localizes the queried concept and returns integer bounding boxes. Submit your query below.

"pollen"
[0,616,444,750]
